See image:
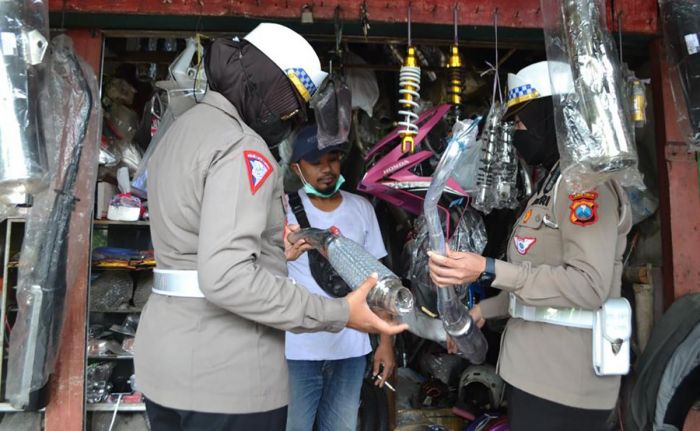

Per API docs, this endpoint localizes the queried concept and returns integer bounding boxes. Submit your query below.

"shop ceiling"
[51,0,657,50]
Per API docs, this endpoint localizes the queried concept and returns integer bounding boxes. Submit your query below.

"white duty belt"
[152,269,205,298]
[508,293,632,376]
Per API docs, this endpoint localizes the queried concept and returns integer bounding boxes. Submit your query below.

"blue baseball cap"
[291,125,345,163]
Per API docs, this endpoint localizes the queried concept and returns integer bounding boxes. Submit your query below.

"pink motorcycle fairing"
[358,104,468,234]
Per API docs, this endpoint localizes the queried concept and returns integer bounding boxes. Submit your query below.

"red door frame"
[43,29,103,431]
[48,0,657,34]
[650,40,700,308]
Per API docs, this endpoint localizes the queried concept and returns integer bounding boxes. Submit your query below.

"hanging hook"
[453,3,459,44]
[334,6,343,51]
[334,6,343,56]
[330,6,344,73]
[360,0,370,39]
[492,8,503,105]
[407,2,412,46]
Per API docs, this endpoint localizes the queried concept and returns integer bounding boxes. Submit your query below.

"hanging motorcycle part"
[472,10,506,214]
[494,120,518,208]
[398,3,421,153]
[616,17,649,131]
[446,4,464,122]
[424,117,487,363]
[472,106,502,214]
[7,36,94,410]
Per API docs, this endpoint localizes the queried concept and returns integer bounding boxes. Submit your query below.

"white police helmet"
[506,60,575,111]
[244,23,328,103]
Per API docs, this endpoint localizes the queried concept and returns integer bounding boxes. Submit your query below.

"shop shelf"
[93,220,149,226]
[86,402,145,412]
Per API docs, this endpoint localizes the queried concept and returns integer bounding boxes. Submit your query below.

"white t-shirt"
[285,189,387,361]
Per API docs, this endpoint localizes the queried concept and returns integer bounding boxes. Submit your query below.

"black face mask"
[512,97,559,168]
[249,113,293,147]
[512,129,554,167]
[204,38,304,148]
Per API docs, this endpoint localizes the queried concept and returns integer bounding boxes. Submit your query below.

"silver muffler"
[0,0,49,204]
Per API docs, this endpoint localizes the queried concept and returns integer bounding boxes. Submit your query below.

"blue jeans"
[286,355,367,431]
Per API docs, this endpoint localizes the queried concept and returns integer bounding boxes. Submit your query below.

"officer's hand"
[345,274,409,336]
[446,336,458,354]
[469,304,486,328]
[427,248,486,287]
[284,224,313,261]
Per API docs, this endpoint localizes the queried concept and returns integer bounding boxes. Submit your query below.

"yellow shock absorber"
[447,5,463,120]
[398,46,421,153]
[446,44,463,113]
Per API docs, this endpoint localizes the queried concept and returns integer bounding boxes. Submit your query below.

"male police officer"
[428,61,632,430]
[134,24,406,431]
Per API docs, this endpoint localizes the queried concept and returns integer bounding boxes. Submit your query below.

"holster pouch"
[592,298,632,376]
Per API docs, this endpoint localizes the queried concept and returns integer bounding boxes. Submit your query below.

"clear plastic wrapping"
[407,211,487,304]
[493,121,519,209]
[424,118,487,364]
[86,362,116,404]
[345,50,379,117]
[625,186,659,225]
[130,86,199,197]
[0,0,50,204]
[110,314,140,337]
[399,309,449,344]
[131,38,205,197]
[450,130,482,194]
[7,35,101,410]
[471,104,506,214]
[541,0,644,192]
[463,105,519,213]
[418,351,468,386]
[621,64,649,130]
[310,73,352,149]
[659,0,700,150]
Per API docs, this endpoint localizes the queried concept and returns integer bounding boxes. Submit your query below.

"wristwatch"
[478,257,496,288]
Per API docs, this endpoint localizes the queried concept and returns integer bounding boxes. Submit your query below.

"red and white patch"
[244,150,273,195]
[513,236,537,255]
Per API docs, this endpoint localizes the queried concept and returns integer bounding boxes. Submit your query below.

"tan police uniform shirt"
[479,164,632,410]
[134,91,350,414]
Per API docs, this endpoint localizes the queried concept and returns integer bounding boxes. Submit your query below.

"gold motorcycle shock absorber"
[446,5,463,120]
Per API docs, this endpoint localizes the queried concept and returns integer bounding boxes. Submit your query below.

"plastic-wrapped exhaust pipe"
[424,118,487,364]
[290,228,449,343]
[541,0,642,192]
[289,227,414,316]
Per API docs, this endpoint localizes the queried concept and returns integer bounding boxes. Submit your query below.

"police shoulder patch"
[514,236,537,255]
[569,191,598,226]
[244,150,273,195]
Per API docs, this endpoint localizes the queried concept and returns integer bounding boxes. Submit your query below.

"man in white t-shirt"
[284,125,395,431]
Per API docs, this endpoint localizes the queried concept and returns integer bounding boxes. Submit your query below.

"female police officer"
[428,61,632,431]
